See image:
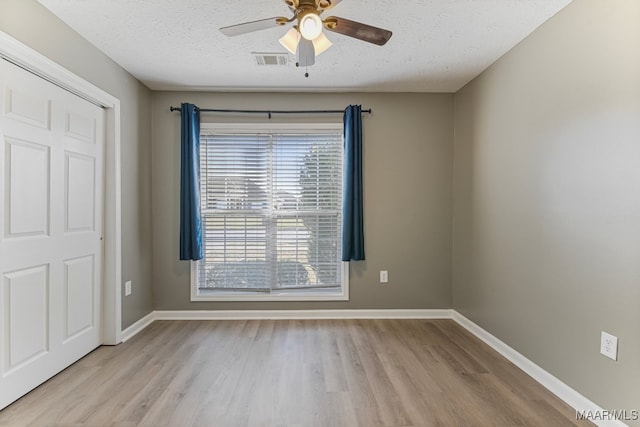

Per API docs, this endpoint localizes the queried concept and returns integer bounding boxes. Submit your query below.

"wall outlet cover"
[380,270,389,283]
[125,280,132,296]
[600,331,618,361]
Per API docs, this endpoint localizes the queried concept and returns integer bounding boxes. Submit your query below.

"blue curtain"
[342,105,365,261]
[179,103,203,260]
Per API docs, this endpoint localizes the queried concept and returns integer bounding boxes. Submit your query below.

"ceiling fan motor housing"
[285,0,333,11]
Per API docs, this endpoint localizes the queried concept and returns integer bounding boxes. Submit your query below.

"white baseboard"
[153,308,453,321]
[451,312,628,427]
[118,309,452,340]
[120,311,155,342]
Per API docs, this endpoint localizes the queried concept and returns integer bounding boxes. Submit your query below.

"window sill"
[191,287,349,302]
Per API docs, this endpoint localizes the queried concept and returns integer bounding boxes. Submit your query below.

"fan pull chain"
[295,55,311,78]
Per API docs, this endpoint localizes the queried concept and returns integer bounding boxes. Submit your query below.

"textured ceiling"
[37,0,572,92]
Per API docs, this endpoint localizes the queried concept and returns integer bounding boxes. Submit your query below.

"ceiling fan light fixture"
[297,38,316,67]
[299,13,323,40]
[278,27,301,55]
[312,32,332,56]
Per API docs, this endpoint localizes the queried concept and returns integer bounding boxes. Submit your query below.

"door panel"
[65,110,96,144]
[5,138,50,237]
[65,152,95,232]
[3,86,51,129]
[63,255,94,341]
[4,265,49,372]
[0,59,104,410]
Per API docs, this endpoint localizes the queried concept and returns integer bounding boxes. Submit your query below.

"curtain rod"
[169,106,371,119]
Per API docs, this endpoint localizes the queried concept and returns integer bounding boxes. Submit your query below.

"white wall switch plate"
[125,280,132,296]
[380,270,389,284]
[600,331,618,361]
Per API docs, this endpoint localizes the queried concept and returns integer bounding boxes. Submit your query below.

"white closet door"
[0,59,104,410]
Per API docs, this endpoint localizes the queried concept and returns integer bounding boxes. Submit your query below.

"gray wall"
[0,0,154,328]
[453,0,640,419]
[4,0,635,418]
[151,91,453,310]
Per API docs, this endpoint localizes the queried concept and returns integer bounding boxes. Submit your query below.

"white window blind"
[196,128,344,294]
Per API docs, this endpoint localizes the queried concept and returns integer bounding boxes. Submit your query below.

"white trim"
[102,104,122,344]
[117,308,452,339]
[120,311,155,342]
[154,309,453,320]
[452,312,628,427]
[0,32,110,108]
[0,31,122,345]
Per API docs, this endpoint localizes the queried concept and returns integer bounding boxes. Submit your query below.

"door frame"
[0,31,122,345]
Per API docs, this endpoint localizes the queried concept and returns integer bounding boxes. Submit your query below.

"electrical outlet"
[380,270,388,284]
[125,280,132,296]
[600,331,618,361]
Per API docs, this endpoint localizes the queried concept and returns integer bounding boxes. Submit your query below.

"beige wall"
[151,91,453,310]
[453,0,640,419]
[0,0,154,328]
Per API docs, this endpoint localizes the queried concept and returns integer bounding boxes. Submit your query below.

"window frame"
[190,122,349,302]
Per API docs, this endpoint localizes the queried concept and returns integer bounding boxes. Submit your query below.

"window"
[191,123,348,301]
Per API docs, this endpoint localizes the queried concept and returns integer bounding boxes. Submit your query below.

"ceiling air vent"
[253,52,290,66]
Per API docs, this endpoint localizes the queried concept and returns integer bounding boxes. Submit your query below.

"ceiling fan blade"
[220,17,287,37]
[297,39,315,67]
[323,16,392,46]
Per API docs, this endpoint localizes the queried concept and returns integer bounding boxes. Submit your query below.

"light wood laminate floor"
[0,319,592,427]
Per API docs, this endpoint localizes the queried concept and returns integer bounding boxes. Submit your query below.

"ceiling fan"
[220,0,392,74]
